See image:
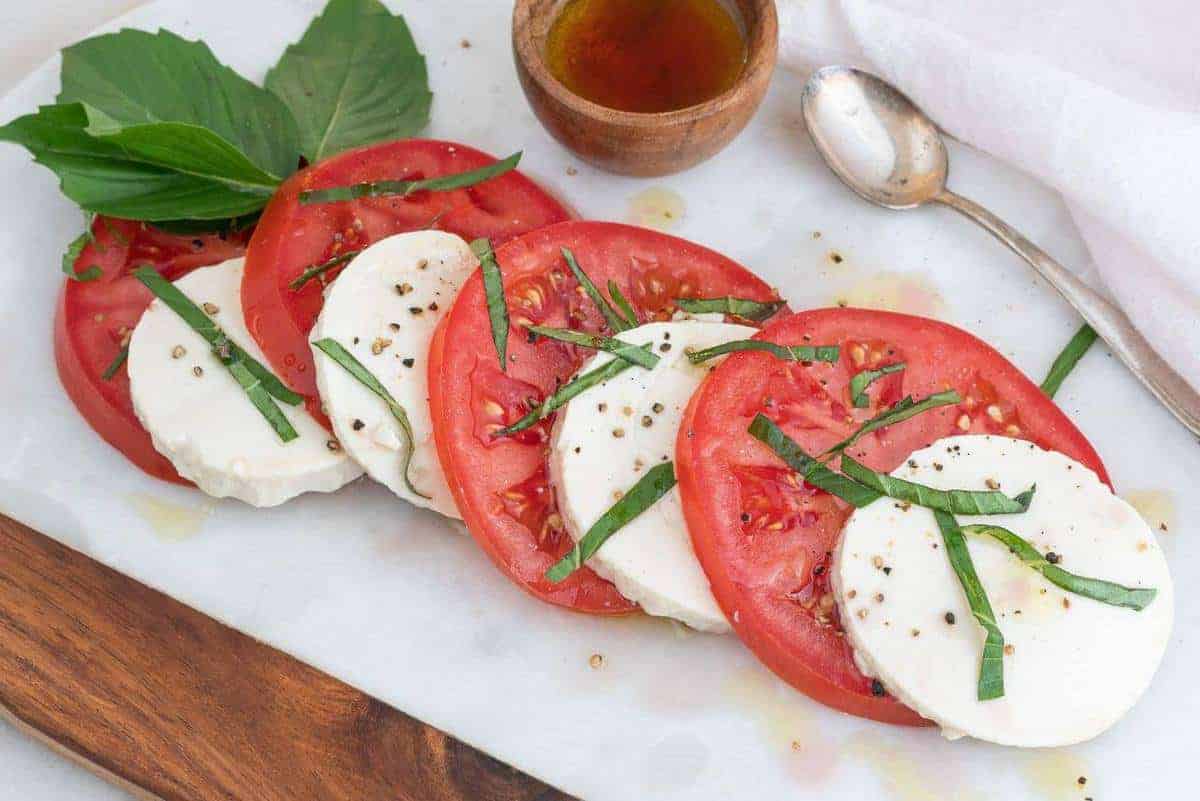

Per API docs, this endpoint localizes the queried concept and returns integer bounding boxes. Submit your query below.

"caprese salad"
[2,0,1172,750]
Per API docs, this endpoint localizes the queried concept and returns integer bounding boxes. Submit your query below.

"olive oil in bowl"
[545,0,748,114]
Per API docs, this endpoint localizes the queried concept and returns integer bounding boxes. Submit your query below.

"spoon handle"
[935,189,1200,436]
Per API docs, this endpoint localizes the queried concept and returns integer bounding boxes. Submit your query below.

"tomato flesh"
[54,217,249,482]
[241,139,572,410]
[429,221,784,613]
[676,308,1108,724]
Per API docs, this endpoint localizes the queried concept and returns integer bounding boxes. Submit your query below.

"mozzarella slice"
[834,435,1174,746]
[550,321,757,632]
[311,231,474,518]
[129,258,362,506]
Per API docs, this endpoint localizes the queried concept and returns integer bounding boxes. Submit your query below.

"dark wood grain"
[0,513,574,801]
[513,0,778,176]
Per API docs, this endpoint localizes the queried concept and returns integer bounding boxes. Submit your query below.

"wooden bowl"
[512,0,779,177]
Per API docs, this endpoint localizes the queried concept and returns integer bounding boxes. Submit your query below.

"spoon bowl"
[801,65,947,209]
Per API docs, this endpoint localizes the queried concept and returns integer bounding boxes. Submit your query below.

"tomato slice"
[241,139,572,414]
[54,217,249,482]
[429,221,784,613]
[676,308,1108,724]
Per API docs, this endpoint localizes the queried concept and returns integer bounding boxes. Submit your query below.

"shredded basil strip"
[687,340,838,365]
[824,391,961,455]
[101,346,128,381]
[962,524,1157,610]
[840,454,1035,515]
[132,267,303,406]
[472,238,509,372]
[560,247,631,332]
[849,363,906,408]
[527,325,659,369]
[1041,324,1098,398]
[546,461,676,583]
[607,279,639,328]
[289,249,361,290]
[312,338,428,499]
[935,511,1006,701]
[299,151,522,204]
[748,414,882,508]
[496,348,646,437]
[674,296,785,322]
[62,229,101,282]
[225,358,299,443]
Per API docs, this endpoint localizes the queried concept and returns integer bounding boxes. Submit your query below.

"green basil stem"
[1041,324,1098,398]
[101,346,128,381]
[527,325,659,369]
[560,247,631,332]
[934,511,1006,701]
[823,391,961,456]
[496,348,646,437]
[840,454,1035,515]
[289,249,361,290]
[607,280,639,328]
[312,338,428,499]
[687,340,838,365]
[849,363,906,408]
[546,462,676,583]
[962,524,1157,610]
[132,267,303,406]
[472,238,509,372]
[747,414,882,508]
[299,152,522,204]
[674,296,785,322]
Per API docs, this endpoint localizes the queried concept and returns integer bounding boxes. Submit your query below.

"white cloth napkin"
[777,0,1200,390]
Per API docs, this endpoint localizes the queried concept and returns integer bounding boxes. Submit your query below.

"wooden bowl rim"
[512,0,779,129]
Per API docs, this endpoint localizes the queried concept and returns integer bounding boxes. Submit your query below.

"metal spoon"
[801,65,1200,436]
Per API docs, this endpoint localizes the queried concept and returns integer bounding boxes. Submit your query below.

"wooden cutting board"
[0,513,573,801]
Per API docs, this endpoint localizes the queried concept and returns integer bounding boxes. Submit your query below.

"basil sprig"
[561,248,631,332]
[824,391,961,456]
[840,454,1035,515]
[134,268,300,442]
[527,326,659,369]
[962,524,1157,610]
[312,338,427,498]
[1041,324,1098,398]
[747,415,882,508]
[849,363,905,408]
[546,462,676,583]
[935,511,1006,701]
[496,348,647,437]
[472,239,509,372]
[675,296,785,322]
[687,340,838,365]
[299,152,521,205]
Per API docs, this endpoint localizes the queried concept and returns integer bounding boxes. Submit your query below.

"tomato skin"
[429,221,783,614]
[53,217,248,482]
[677,308,1107,725]
[242,139,572,402]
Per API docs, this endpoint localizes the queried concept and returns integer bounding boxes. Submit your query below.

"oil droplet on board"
[1123,489,1175,534]
[833,271,948,319]
[1023,749,1093,800]
[629,186,686,230]
[846,731,987,801]
[127,492,212,542]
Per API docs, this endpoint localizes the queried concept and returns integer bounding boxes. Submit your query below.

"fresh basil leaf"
[153,212,260,236]
[546,461,676,583]
[687,340,838,365]
[747,414,882,508]
[824,391,961,455]
[849,363,905,408]
[675,296,785,322]
[962,524,1157,611]
[62,228,101,281]
[840,454,1035,515]
[59,28,300,180]
[266,0,432,162]
[561,247,631,333]
[527,325,659,369]
[934,511,1006,701]
[496,349,645,437]
[312,338,427,499]
[472,239,509,372]
[1041,324,1098,398]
